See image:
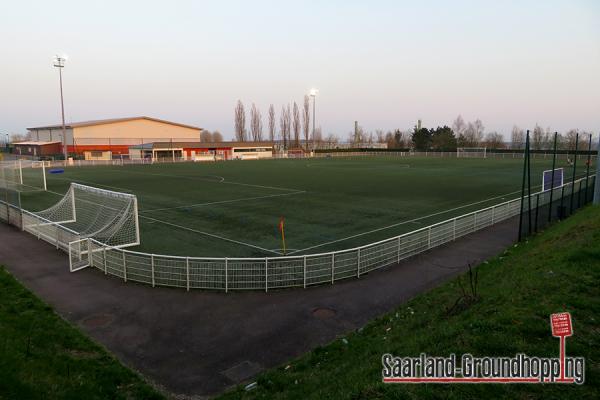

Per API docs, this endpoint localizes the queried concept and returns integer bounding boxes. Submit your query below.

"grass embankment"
[221,205,600,400]
[0,267,164,400]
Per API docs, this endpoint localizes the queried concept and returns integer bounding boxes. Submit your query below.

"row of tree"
[234,97,311,149]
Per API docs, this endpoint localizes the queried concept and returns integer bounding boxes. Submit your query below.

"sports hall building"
[27,116,203,158]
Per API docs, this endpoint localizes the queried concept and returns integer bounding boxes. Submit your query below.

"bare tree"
[268,104,275,142]
[484,132,504,149]
[279,104,291,149]
[212,131,223,142]
[302,95,310,149]
[532,124,544,150]
[250,103,263,141]
[375,129,385,143]
[313,126,323,148]
[564,129,578,150]
[462,119,484,146]
[473,119,484,145]
[510,125,525,149]
[325,133,338,148]
[292,102,300,148]
[234,100,246,141]
[200,130,213,142]
[452,115,466,142]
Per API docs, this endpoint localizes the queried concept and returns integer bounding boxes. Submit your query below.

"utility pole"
[53,55,68,160]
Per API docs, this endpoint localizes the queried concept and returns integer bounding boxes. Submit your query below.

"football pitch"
[19,155,588,258]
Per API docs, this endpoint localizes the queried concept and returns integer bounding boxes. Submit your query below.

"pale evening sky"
[1,0,599,140]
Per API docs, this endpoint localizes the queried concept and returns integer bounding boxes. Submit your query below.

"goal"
[542,168,564,191]
[22,183,140,249]
[0,160,47,191]
[457,147,487,158]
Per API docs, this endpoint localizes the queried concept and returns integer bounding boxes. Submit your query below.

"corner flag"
[279,216,286,255]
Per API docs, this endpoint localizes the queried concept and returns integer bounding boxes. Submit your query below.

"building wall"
[30,128,74,145]
[231,146,273,159]
[73,119,201,145]
[14,143,62,156]
[83,150,112,160]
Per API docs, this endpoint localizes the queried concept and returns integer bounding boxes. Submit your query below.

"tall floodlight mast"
[53,54,68,160]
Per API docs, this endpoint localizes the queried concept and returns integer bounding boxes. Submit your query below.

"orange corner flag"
[279,216,286,255]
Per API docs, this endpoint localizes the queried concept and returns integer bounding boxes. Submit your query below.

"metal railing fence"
[2,174,594,292]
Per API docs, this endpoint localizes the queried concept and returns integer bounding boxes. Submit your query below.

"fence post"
[331,253,335,284]
[559,185,565,220]
[225,257,228,293]
[474,212,477,232]
[453,218,457,240]
[56,225,60,249]
[151,254,155,287]
[303,255,307,288]
[87,238,93,268]
[534,193,540,233]
[491,206,495,225]
[397,236,401,262]
[427,226,431,249]
[103,248,107,274]
[265,258,268,292]
[357,248,361,278]
[122,252,127,282]
[186,257,190,291]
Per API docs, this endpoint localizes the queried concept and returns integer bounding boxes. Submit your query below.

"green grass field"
[0,266,164,399]
[218,204,600,400]
[19,156,590,258]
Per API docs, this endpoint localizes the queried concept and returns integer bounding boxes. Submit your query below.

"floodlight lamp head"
[309,88,319,97]
[53,54,67,67]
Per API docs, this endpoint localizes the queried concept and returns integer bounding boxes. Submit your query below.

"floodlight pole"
[53,56,68,160]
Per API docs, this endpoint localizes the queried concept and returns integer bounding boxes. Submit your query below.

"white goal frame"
[457,147,487,158]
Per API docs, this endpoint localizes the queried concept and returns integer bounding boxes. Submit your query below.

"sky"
[1,0,599,140]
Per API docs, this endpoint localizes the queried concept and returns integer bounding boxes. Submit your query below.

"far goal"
[0,160,47,192]
[457,147,487,158]
[542,168,564,191]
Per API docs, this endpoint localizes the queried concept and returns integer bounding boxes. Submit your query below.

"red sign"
[550,312,573,337]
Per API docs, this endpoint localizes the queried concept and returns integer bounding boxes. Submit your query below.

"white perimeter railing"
[2,175,595,292]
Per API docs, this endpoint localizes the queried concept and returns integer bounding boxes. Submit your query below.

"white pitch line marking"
[140,190,306,213]
[286,188,530,255]
[105,168,302,192]
[139,215,282,255]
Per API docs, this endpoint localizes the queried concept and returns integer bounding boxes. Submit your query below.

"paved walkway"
[0,218,518,398]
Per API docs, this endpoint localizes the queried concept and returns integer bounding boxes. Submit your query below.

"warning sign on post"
[550,312,573,337]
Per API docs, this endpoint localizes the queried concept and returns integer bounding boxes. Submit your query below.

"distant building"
[27,116,203,157]
[13,141,62,157]
[129,141,274,161]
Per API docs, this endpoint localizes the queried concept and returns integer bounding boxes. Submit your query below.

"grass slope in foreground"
[220,205,600,400]
[0,267,164,400]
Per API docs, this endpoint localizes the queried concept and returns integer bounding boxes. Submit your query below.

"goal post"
[457,147,487,158]
[542,168,564,191]
[0,160,47,191]
[23,182,140,251]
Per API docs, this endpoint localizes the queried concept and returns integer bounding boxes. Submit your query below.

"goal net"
[542,168,564,191]
[457,147,487,158]
[0,160,47,192]
[23,183,139,249]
